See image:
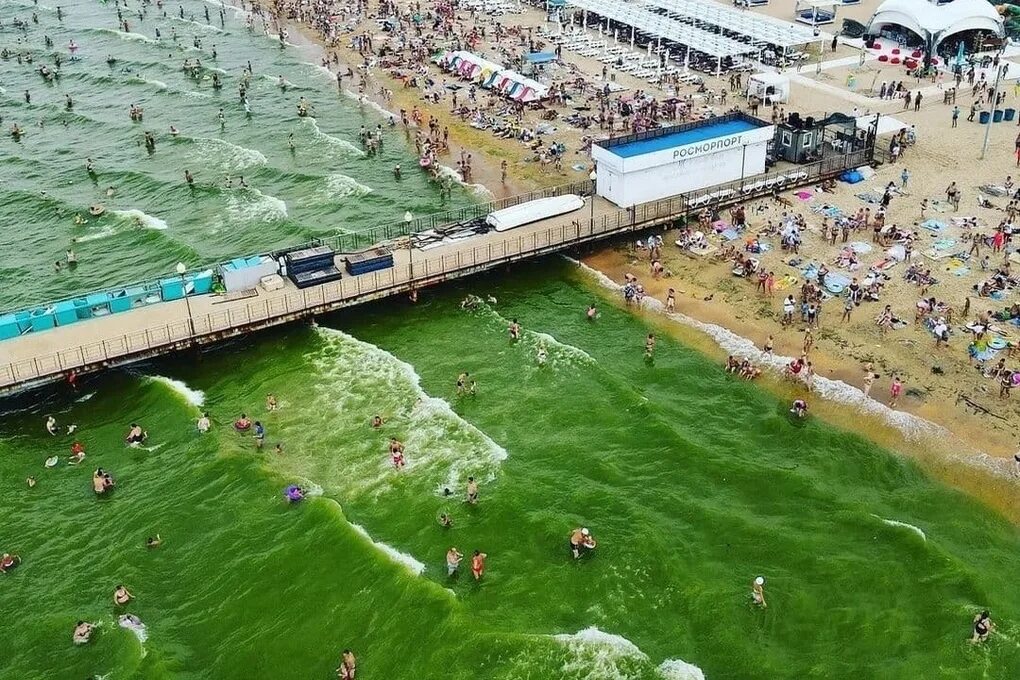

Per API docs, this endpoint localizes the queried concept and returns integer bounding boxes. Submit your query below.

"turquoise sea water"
[2,2,1020,679]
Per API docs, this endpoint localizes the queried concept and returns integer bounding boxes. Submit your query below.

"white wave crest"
[146,375,205,407]
[873,515,927,541]
[98,27,155,43]
[226,187,287,223]
[324,172,372,200]
[551,628,706,680]
[129,76,168,90]
[350,523,425,575]
[302,117,365,156]
[193,137,267,173]
[310,328,507,498]
[111,209,169,230]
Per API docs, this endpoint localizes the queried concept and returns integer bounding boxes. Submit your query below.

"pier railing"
[0,148,869,391]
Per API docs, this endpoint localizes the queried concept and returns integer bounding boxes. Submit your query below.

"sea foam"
[551,627,706,680]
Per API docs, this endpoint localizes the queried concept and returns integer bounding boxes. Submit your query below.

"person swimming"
[438,513,453,528]
[508,318,521,341]
[113,584,133,605]
[537,343,547,366]
[790,399,808,418]
[972,610,994,643]
[125,423,146,444]
[0,552,21,574]
[72,621,95,645]
[93,468,115,495]
[586,304,597,321]
[69,440,85,465]
[146,534,162,549]
[466,477,478,505]
[371,415,384,428]
[197,412,211,433]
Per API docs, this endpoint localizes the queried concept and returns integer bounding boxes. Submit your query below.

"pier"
[0,148,870,395]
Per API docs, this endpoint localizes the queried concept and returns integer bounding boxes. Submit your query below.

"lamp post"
[176,261,195,338]
[979,51,1004,161]
[404,211,414,283]
[588,170,597,232]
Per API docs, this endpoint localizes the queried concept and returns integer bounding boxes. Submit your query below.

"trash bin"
[1006,108,1016,122]
[979,111,991,124]
[993,109,1004,123]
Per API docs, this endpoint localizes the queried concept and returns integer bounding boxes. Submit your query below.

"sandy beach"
[272,0,1020,510]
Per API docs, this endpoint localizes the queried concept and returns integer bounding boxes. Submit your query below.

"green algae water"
[3,260,1020,679]
[0,0,471,310]
[3,2,1020,679]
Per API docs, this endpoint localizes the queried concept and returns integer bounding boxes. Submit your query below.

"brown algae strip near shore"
[567,255,1020,525]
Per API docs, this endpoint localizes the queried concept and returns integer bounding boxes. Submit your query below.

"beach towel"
[823,272,851,294]
[991,289,1010,301]
[712,220,731,232]
[920,219,945,233]
[811,205,843,218]
[856,192,882,204]
[928,200,950,213]
[802,263,820,280]
[873,258,898,271]
[795,190,813,201]
[950,216,978,227]
[775,275,799,291]
[933,238,956,251]
[720,228,740,241]
[849,241,873,254]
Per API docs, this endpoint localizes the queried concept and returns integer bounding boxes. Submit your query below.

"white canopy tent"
[747,72,790,103]
[568,0,756,72]
[855,113,910,135]
[642,0,818,51]
[865,0,1004,53]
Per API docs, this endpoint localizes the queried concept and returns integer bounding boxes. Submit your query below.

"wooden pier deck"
[0,196,664,394]
[0,148,871,395]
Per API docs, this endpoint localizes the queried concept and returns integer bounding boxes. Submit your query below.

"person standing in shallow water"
[337,649,356,679]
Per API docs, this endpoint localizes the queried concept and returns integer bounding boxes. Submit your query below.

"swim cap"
[755,576,765,586]
[581,528,590,536]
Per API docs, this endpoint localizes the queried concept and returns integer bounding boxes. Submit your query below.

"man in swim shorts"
[466,477,478,504]
[196,412,211,433]
[253,421,265,449]
[446,547,462,577]
[752,576,767,608]
[570,528,596,559]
